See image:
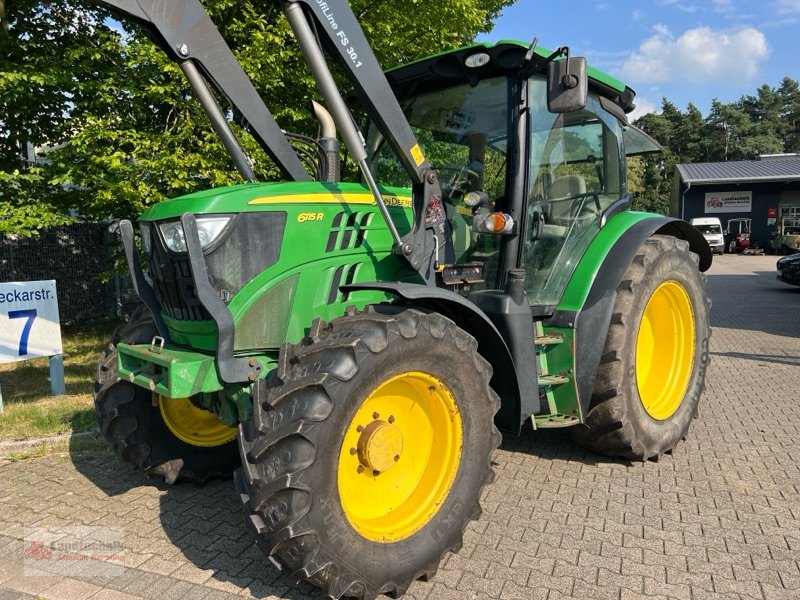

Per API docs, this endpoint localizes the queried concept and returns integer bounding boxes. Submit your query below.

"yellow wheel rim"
[159,396,237,447]
[635,280,696,420]
[337,371,463,543]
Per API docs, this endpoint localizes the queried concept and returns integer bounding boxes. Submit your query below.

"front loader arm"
[89,0,310,182]
[281,0,451,284]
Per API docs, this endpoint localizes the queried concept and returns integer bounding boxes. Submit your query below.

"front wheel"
[569,235,710,460]
[94,308,240,483]
[236,307,500,599]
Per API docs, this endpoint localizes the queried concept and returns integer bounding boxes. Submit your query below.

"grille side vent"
[327,263,361,305]
[326,211,373,252]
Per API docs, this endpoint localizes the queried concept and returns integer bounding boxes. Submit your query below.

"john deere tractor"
[90,0,712,597]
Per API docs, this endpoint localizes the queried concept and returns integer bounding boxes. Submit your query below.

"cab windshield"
[367,76,510,283]
[695,224,722,235]
[367,72,631,310]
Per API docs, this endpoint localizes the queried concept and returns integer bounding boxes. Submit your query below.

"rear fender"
[547,216,710,417]
[342,282,523,433]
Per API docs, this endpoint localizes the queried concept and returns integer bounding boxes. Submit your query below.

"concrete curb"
[0,430,106,456]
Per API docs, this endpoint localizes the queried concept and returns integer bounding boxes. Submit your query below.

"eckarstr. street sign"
[0,280,63,365]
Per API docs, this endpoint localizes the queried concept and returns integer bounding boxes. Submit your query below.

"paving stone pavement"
[0,254,798,600]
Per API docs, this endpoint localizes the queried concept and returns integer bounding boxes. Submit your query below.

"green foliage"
[0,168,72,234]
[632,79,800,214]
[0,0,514,233]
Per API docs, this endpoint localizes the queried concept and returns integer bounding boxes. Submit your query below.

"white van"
[690,217,724,255]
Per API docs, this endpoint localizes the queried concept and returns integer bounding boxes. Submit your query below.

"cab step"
[538,373,570,386]
[534,334,565,346]
[533,413,580,428]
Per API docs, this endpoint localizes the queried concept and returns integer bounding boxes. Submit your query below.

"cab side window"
[524,80,625,307]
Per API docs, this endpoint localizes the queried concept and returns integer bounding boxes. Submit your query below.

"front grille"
[145,212,287,322]
[148,239,210,321]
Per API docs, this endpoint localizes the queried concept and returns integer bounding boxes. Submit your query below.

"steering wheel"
[432,165,482,202]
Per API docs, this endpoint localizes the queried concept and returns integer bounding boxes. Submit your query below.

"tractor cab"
[367,42,661,312]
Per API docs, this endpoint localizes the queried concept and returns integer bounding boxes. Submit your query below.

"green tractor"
[91,0,711,598]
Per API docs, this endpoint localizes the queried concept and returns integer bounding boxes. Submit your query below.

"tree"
[0,0,8,55]
[705,99,748,161]
[778,77,800,152]
[741,84,784,147]
[631,99,681,215]
[0,0,514,234]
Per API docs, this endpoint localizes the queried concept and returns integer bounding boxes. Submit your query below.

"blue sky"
[478,0,799,119]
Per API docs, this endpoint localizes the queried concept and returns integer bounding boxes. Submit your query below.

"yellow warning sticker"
[410,144,425,167]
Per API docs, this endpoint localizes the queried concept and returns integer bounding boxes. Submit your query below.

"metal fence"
[0,223,138,323]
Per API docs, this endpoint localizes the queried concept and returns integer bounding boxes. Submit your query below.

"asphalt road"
[0,253,798,600]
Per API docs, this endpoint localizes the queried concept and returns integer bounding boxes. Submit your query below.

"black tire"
[569,235,710,461]
[236,306,500,599]
[94,307,240,484]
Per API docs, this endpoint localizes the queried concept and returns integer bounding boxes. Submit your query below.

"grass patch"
[0,319,118,441]
[0,396,96,439]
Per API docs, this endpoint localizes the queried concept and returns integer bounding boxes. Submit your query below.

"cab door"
[523,77,625,310]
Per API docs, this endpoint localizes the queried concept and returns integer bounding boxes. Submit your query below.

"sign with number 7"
[0,281,62,365]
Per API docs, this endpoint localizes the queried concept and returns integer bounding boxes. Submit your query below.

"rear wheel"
[569,235,710,460]
[94,307,239,483]
[236,307,500,599]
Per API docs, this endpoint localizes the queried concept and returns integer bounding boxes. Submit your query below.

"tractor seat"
[534,175,587,240]
[547,175,586,223]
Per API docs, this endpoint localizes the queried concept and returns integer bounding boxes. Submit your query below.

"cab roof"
[386,40,637,114]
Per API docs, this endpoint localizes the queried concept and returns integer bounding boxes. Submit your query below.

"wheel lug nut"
[394,455,400,462]
[372,470,380,477]
[356,425,364,433]
[357,465,364,473]
[349,447,357,455]
[388,415,395,423]
[372,412,380,420]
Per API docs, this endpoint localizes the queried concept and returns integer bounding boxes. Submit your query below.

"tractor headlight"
[463,191,488,208]
[465,52,491,68]
[158,216,232,253]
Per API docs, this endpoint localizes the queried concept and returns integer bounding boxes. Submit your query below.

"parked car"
[690,217,725,255]
[724,218,752,253]
[777,253,800,286]
[770,218,800,255]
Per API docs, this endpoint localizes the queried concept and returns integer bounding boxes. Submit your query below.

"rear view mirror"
[547,57,588,113]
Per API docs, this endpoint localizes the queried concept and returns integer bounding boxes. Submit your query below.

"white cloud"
[629,97,658,121]
[621,25,769,84]
[775,0,800,14]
